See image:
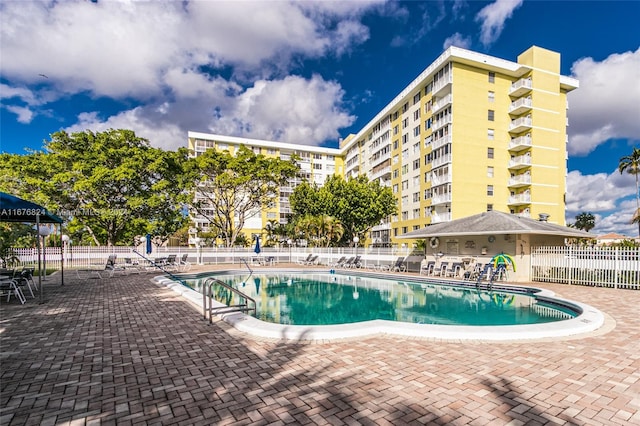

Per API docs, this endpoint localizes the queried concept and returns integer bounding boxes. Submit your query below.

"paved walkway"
[1,267,639,425]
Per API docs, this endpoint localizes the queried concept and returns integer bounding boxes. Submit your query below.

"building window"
[488,72,495,83]
[487,185,494,196]
[487,204,493,211]
[313,153,322,160]
[413,109,420,121]
[487,166,494,178]
[413,92,421,105]
[401,180,409,190]
[488,91,495,102]
[393,140,399,150]
[488,110,495,121]
[402,134,409,144]
[402,118,409,128]
[413,159,420,170]
[413,208,420,219]
[393,184,399,193]
[402,211,408,220]
[402,226,408,234]
[413,126,420,137]
[402,102,408,113]
[487,147,494,159]
[488,128,494,140]
[413,193,420,202]
[313,163,322,170]
[393,169,399,178]
[402,165,408,175]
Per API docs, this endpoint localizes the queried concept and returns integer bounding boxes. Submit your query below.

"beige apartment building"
[188,45,578,248]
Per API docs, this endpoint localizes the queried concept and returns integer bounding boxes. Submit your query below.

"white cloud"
[62,74,355,151]
[475,0,523,46]
[443,33,472,50]
[5,105,34,124]
[565,169,639,235]
[0,0,382,98]
[567,48,640,156]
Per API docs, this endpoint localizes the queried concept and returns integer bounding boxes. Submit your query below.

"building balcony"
[431,212,452,223]
[432,133,451,150]
[432,153,452,168]
[432,74,452,97]
[432,115,452,132]
[509,98,532,115]
[432,94,452,113]
[516,211,531,218]
[371,221,391,232]
[508,135,532,152]
[509,116,532,133]
[431,173,452,186]
[370,166,391,181]
[370,150,391,167]
[508,154,531,169]
[509,78,532,97]
[507,194,531,205]
[508,174,531,188]
[432,193,452,205]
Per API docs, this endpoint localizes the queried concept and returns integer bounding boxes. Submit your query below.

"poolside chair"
[350,255,362,269]
[420,261,435,276]
[330,256,347,268]
[122,257,142,274]
[389,257,405,272]
[297,254,313,265]
[341,257,356,268]
[433,262,448,277]
[446,262,464,278]
[304,255,319,265]
[178,254,191,271]
[105,255,127,277]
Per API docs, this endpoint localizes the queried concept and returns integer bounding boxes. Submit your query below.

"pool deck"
[1,264,639,425]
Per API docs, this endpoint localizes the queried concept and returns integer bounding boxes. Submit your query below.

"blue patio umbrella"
[146,233,152,254]
[254,236,261,255]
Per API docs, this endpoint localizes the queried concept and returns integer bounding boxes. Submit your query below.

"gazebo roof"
[398,210,593,239]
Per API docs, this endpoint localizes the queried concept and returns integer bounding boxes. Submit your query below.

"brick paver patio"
[1,267,639,425]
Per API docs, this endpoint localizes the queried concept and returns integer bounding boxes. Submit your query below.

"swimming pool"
[155,269,605,341]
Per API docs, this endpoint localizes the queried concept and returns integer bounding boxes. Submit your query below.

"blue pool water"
[182,272,577,327]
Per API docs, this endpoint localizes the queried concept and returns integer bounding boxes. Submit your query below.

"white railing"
[508,174,531,186]
[509,117,532,131]
[432,153,452,168]
[432,133,451,150]
[432,94,452,112]
[510,78,532,94]
[509,97,532,113]
[531,246,639,289]
[509,135,532,150]
[509,155,531,168]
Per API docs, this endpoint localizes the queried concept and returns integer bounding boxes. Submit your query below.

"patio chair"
[122,258,142,274]
[0,276,26,304]
[341,257,356,268]
[330,256,347,268]
[15,268,37,298]
[348,255,362,269]
[178,254,191,271]
[433,262,448,277]
[304,255,319,265]
[391,257,406,272]
[105,255,127,277]
[420,261,435,276]
[446,262,464,278]
[297,254,313,265]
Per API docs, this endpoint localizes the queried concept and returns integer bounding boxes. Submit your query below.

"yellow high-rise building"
[188,45,578,247]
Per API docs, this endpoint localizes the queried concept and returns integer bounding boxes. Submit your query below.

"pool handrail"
[203,277,256,324]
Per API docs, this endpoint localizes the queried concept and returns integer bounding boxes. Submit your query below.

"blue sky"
[1,0,639,236]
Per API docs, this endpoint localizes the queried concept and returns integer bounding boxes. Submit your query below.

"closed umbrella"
[254,236,261,255]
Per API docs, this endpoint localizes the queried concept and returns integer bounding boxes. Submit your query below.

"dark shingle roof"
[398,210,593,239]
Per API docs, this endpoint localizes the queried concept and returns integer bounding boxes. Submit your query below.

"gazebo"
[0,192,64,302]
[397,210,593,282]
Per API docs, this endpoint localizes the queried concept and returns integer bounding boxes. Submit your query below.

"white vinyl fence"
[531,246,639,289]
[9,245,416,271]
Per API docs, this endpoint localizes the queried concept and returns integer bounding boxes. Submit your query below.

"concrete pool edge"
[153,269,607,342]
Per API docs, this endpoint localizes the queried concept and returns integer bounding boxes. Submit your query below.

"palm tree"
[574,212,595,232]
[619,147,640,236]
[318,215,344,247]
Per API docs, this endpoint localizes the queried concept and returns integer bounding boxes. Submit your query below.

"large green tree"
[184,145,299,247]
[0,129,189,246]
[618,146,640,236]
[290,175,397,245]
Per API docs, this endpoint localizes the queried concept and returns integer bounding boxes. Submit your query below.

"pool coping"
[153,268,606,342]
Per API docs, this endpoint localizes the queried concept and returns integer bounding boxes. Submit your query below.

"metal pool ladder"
[203,277,256,324]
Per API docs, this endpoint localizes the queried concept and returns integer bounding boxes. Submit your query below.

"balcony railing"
[370,166,391,181]
[509,78,532,96]
[508,194,531,204]
[432,133,451,150]
[508,174,531,187]
[508,155,531,168]
[431,173,452,186]
[432,94,452,113]
[431,212,452,223]
[509,116,532,133]
[509,97,532,115]
[432,193,452,205]
[432,153,452,168]
[432,115,452,131]
[508,135,532,151]
[433,74,453,96]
